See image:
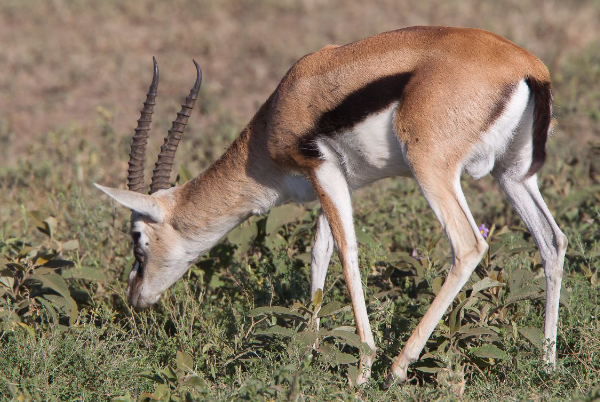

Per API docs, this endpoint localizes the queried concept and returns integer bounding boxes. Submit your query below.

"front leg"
[309,159,376,385]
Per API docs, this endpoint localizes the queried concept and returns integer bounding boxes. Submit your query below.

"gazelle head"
[95,58,203,309]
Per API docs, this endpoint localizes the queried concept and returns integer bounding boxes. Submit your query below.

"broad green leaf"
[29,273,70,301]
[18,322,35,337]
[43,294,71,313]
[44,217,58,238]
[19,246,36,257]
[266,204,303,235]
[176,350,194,372]
[43,259,75,269]
[333,351,358,365]
[490,242,505,258]
[471,344,508,360]
[153,383,171,398]
[471,277,504,295]
[493,225,512,236]
[505,290,543,305]
[519,326,543,350]
[296,331,319,347]
[28,210,47,234]
[296,252,311,263]
[36,296,59,324]
[182,375,206,388]
[69,296,78,324]
[249,306,304,319]
[326,330,363,349]
[508,246,532,255]
[317,301,350,318]
[413,360,444,373]
[449,297,470,335]
[333,325,357,333]
[432,277,443,295]
[255,325,294,338]
[228,222,257,254]
[312,288,323,307]
[317,344,334,358]
[458,326,498,340]
[0,309,21,324]
[347,365,359,386]
[111,392,134,402]
[137,370,164,383]
[62,266,107,281]
[0,275,14,289]
[33,268,57,276]
[61,240,80,251]
[161,366,177,382]
[356,230,376,247]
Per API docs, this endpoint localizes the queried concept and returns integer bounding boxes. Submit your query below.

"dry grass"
[1,0,599,161]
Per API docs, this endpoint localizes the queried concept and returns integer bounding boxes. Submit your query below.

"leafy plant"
[113,351,208,402]
[0,210,103,333]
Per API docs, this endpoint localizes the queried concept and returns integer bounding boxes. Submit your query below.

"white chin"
[129,289,162,310]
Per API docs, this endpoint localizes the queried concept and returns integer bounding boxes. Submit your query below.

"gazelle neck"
[172,98,292,249]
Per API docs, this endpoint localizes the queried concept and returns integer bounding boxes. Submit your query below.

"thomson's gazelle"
[96,26,567,385]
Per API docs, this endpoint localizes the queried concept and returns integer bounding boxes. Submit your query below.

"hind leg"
[494,171,567,369]
[387,166,488,384]
[310,209,335,329]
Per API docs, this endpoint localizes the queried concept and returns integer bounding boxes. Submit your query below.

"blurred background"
[1,0,599,167]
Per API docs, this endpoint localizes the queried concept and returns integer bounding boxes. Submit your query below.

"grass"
[1,0,600,401]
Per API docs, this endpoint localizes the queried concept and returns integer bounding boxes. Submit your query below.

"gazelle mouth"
[132,259,145,278]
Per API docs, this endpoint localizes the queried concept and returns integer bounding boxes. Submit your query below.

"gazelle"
[96,26,567,385]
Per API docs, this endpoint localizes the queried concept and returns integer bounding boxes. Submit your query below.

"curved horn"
[128,57,159,193]
[150,60,202,194]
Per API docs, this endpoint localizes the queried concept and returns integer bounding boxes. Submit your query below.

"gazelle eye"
[132,232,141,244]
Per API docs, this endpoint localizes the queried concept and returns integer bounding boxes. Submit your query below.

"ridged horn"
[127,57,159,193]
[150,60,202,194]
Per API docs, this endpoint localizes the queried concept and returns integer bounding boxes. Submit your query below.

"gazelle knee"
[475,238,489,257]
[454,239,488,266]
[556,231,568,257]
[450,239,488,281]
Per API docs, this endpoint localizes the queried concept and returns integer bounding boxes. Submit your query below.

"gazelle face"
[95,185,196,309]
[95,58,203,309]
[126,211,194,309]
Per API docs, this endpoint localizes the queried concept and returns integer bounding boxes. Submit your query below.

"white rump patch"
[464,80,531,179]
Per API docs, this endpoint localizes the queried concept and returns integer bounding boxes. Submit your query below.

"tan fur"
[122,26,552,306]
[263,26,549,172]
[172,26,550,215]
[101,26,561,379]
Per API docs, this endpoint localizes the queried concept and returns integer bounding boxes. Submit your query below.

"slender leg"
[494,173,567,368]
[310,209,335,330]
[311,208,334,299]
[388,169,488,384]
[310,160,376,385]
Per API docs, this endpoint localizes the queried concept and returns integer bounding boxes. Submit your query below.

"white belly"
[280,102,410,205]
[318,102,411,190]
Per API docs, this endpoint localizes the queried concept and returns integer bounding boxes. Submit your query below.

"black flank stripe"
[299,72,413,158]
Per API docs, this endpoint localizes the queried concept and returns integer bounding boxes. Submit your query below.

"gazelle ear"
[94,183,164,223]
